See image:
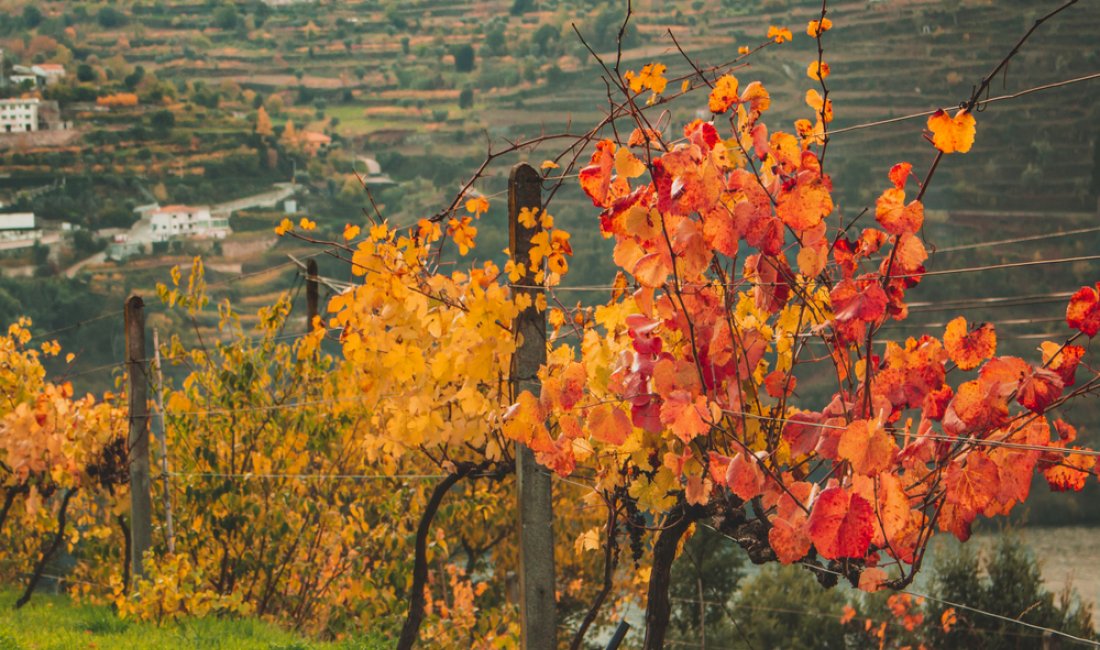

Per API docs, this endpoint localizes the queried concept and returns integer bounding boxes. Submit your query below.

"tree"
[96,6,126,28]
[732,565,848,648]
[213,5,239,31]
[925,535,1096,648]
[76,63,96,83]
[458,86,474,110]
[451,44,475,73]
[254,106,273,137]
[149,109,175,136]
[22,6,43,29]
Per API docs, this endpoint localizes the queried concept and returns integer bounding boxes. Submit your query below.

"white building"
[150,205,229,242]
[31,64,65,86]
[0,98,39,133]
[0,212,43,250]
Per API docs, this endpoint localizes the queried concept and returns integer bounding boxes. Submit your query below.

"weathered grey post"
[508,163,556,649]
[125,295,153,581]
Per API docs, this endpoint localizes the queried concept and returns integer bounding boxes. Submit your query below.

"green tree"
[924,535,1096,648]
[149,109,175,136]
[213,5,239,30]
[451,44,475,73]
[96,6,126,28]
[76,64,95,83]
[22,6,43,29]
[668,526,745,646]
[731,565,847,649]
[458,86,474,110]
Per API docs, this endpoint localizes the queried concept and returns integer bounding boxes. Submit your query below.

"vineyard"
[2,0,1100,648]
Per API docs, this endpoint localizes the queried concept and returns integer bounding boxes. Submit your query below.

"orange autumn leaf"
[776,176,834,231]
[875,188,924,236]
[764,370,795,398]
[807,17,833,37]
[1042,449,1096,492]
[586,403,631,446]
[725,452,766,501]
[944,317,996,371]
[767,25,793,43]
[807,61,830,80]
[808,487,874,560]
[943,452,1000,539]
[805,88,833,123]
[624,63,668,94]
[840,604,858,625]
[465,196,490,215]
[941,608,958,633]
[578,139,616,207]
[740,81,772,115]
[837,419,898,476]
[1066,282,1100,337]
[858,567,888,593]
[659,390,712,443]
[1039,341,1084,386]
[632,252,671,288]
[708,74,740,113]
[1015,366,1064,415]
[927,108,976,154]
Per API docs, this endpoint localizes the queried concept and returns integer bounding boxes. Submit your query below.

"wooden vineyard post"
[508,163,556,649]
[125,295,153,581]
[306,258,319,332]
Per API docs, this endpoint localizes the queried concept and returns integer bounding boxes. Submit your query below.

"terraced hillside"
[0,0,1097,399]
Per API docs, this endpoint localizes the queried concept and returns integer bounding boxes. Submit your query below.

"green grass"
[0,590,388,650]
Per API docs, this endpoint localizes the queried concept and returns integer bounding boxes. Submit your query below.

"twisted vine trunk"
[396,465,473,650]
[16,488,77,609]
[642,505,699,650]
[569,502,618,650]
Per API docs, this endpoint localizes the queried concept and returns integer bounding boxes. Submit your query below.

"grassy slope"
[0,590,386,650]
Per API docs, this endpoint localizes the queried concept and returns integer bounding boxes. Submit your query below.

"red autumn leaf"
[579,140,616,207]
[808,487,874,560]
[1016,366,1064,415]
[586,403,632,445]
[1066,283,1100,337]
[944,317,996,371]
[764,370,795,398]
[888,162,912,190]
[725,452,766,501]
[875,188,924,235]
[837,419,898,476]
[782,411,826,457]
[831,277,888,323]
